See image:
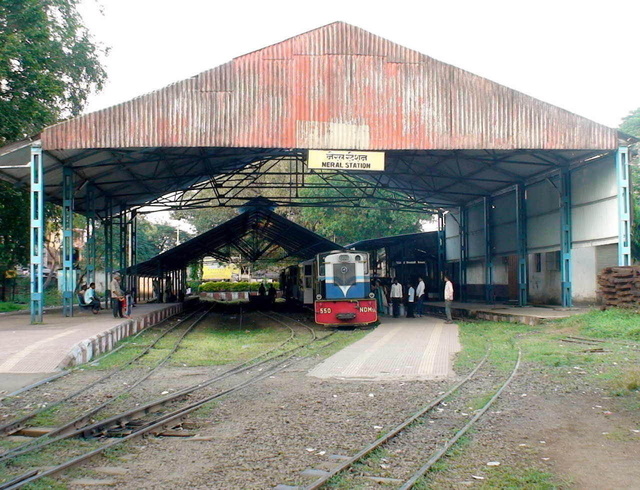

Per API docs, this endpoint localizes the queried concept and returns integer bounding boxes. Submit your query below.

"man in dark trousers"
[406,282,415,318]
[390,278,402,318]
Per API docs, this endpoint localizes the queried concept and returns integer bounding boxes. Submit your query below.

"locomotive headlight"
[316,294,323,300]
[369,292,375,298]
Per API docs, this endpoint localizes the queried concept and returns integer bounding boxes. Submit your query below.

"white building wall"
[572,247,597,303]
[445,209,460,261]
[444,154,621,305]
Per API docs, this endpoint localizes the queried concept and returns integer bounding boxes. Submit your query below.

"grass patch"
[455,320,525,373]
[0,302,26,312]
[477,467,558,489]
[0,438,99,485]
[549,308,640,341]
[170,320,293,367]
[22,477,67,489]
[28,406,62,427]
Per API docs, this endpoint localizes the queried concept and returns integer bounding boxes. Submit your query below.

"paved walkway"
[309,316,461,381]
[425,301,588,325]
[0,303,181,375]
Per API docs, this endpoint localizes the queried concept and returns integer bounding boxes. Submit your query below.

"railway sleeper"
[14,426,54,438]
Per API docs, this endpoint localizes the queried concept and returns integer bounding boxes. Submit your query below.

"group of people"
[79,282,101,310]
[372,275,455,323]
[258,282,278,306]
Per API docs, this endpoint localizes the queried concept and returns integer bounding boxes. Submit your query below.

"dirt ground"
[2,313,639,489]
[52,354,640,489]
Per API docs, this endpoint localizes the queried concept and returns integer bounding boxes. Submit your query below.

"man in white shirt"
[390,278,403,318]
[416,277,426,317]
[84,282,101,310]
[444,275,454,323]
[406,283,415,318]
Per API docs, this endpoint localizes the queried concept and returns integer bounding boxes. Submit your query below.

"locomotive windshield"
[333,262,356,286]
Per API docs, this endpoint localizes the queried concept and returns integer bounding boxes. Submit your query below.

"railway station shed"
[0,21,634,323]
[128,200,341,302]
[348,232,440,298]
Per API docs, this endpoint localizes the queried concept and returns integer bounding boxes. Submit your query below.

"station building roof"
[130,203,340,275]
[0,22,633,216]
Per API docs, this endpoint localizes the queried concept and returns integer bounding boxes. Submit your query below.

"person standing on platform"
[406,283,416,318]
[416,276,426,317]
[268,284,277,306]
[373,280,386,314]
[390,278,403,318]
[444,275,454,323]
[110,272,124,318]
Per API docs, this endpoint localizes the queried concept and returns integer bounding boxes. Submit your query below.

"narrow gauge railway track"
[293,349,521,490]
[0,305,212,462]
[0,307,187,402]
[0,312,334,489]
[0,308,283,462]
[0,305,211,438]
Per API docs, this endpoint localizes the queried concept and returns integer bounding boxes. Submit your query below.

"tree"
[0,0,106,297]
[619,107,640,261]
[0,182,29,299]
[0,0,107,144]
[620,108,640,139]
[136,218,187,263]
[296,174,425,245]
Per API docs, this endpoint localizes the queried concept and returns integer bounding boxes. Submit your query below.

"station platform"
[309,316,461,381]
[0,303,183,382]
[424,301,588,325]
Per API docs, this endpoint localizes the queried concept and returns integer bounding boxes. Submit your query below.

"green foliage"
[0,181,28,270]
[199,281,279,292]
[618,108,640,260]
[0,0,107,145]
[620,107,640,138]
[0,301,25,312]
[171,198,239,235]
[296,174,424,244]
[551,308,640,341]
[136,217,185,263]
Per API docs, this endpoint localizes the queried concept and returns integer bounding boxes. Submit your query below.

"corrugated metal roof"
[128,203,341,275]
[42,22,618,151]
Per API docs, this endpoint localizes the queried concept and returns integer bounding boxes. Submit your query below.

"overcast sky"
[79,0,640,129]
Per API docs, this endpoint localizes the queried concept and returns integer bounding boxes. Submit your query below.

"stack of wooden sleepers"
[597,266,640,307]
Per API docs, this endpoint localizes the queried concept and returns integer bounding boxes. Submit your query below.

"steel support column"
[85,184,97,286]
[30,145,45,324]
[128,211,137,301]
[616,147,632,266]
[104,199,113,304]
[62,166,74,317]
[484,197,494,303]
[118,211,127,273]
[515,184,528,306]
[560,170,572,307]
[437,210,446,299]
[459,207,469,302]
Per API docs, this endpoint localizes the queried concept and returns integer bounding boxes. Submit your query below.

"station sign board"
[307,150,385,171]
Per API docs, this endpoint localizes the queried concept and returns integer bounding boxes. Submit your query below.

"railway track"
[0,311,331,489]
[281,348,521,490]
[0,305,213,463]
[0,304,211,439]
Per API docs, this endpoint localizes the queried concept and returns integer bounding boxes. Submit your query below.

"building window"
[546,251,561,271]
[534,253,542,273]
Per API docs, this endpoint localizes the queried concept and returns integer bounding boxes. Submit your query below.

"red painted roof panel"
[42,22,617,151]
